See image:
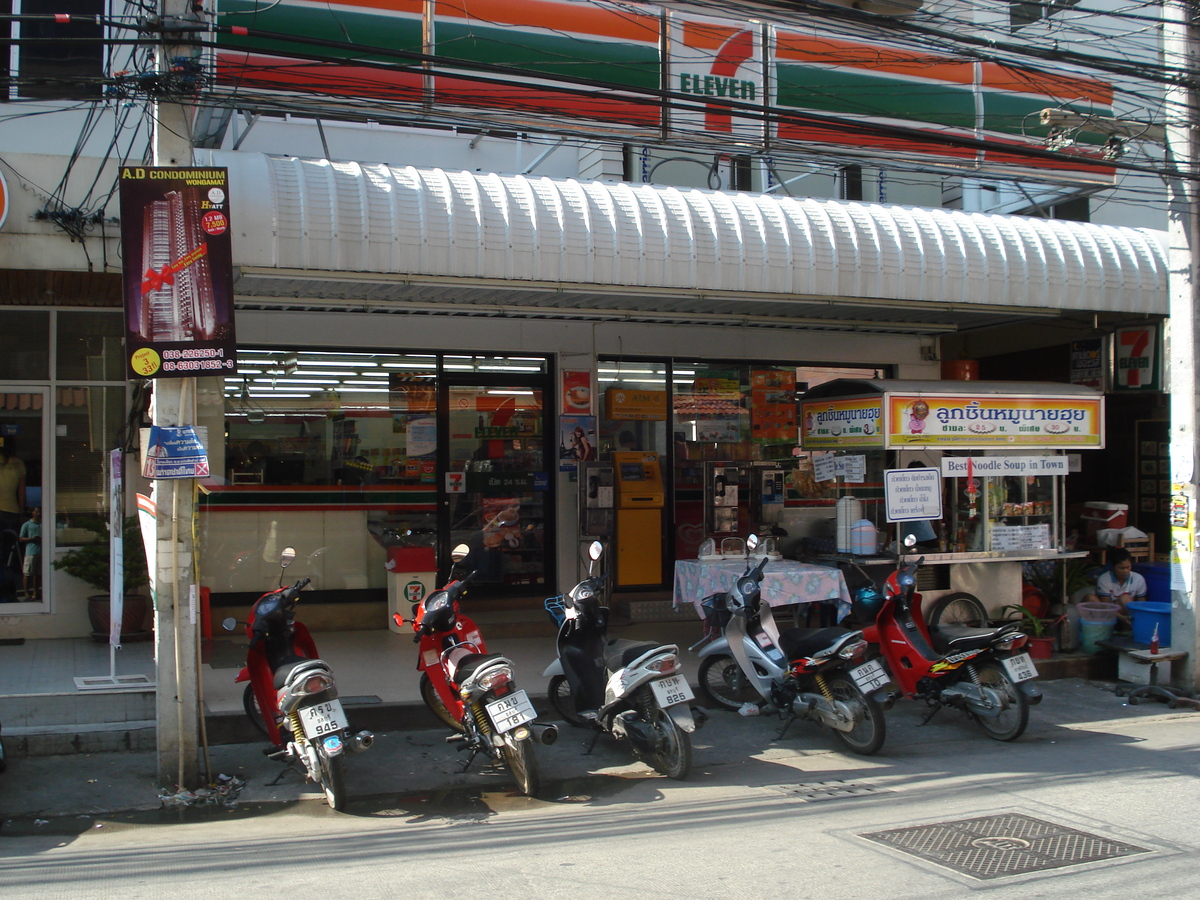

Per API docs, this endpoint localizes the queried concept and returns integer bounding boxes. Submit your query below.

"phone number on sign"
[162,358,235,371]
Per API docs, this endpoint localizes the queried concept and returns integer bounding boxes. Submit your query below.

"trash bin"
[386,546,437,634]
[1077,601,1120,653]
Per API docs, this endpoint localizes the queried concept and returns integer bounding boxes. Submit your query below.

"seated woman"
[1082,547,1147,627]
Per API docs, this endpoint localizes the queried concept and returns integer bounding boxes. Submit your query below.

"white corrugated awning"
[215,151,1168,332]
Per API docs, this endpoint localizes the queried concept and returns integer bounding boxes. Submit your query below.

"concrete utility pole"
[152,1,201,788]
[1163,0,1200,691]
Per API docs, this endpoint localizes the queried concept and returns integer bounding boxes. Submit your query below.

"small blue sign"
[142,425,210,479]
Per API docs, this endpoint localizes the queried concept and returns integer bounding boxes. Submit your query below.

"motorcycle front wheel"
[502,735,541,797]
[641,705,692,779]
[318,749,348,811]
[697,654,757,711]
[420,672,464,733]
[242,683,271,738]
[825,673,886,756]
[971,661,1029,741]
[548,674,587,727]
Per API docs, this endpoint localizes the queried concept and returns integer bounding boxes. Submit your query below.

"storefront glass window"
[0,310,49,381]
[56,311,124,381]
[597,361,669,456]
[54,385,126,544]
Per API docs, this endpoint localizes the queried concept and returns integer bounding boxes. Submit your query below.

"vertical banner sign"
[1114,326,1159,391]
[1069,339,1105,390]
[562,370,592,414]
[119,167,238,379]
[109,450,124,649]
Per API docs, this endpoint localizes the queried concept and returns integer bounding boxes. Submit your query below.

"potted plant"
[1000,603,1056,660]
[52,515,151,642]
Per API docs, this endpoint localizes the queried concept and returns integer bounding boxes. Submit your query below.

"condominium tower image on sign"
[136,187,218,343]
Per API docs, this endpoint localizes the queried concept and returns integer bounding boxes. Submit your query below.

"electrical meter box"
[611,452,664,585]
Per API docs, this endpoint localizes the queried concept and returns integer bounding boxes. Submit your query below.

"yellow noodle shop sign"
[801,398,884,448]
[885,394,1103,448]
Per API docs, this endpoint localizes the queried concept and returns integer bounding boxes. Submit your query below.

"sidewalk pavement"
[2,676,1194,829]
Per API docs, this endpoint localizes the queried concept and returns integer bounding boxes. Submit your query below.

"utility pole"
[152,0,201,789]
[1163,0,1200,691]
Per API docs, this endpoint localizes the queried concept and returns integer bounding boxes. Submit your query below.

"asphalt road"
[1,679,1198,899]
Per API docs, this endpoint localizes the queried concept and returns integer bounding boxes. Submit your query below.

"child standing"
[19,507,40,600]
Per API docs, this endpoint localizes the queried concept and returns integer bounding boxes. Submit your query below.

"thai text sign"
[885,394,1103,448]
[884,467,942,523]
[801,398,884,448]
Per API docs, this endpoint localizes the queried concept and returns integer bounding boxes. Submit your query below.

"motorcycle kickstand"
[775,712,797,741]
[582,724,603,756]
[918,703,943,727]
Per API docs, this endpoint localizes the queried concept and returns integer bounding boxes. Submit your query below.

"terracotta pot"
[1027,634,1055,660]
[87,593,151,643]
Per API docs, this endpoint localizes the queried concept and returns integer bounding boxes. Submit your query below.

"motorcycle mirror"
[220,616,238,632]
[902,534,918,549]
[588,540,604,561]
[746,534,760,551]
[280,547,297,568]
[451,543,471,563]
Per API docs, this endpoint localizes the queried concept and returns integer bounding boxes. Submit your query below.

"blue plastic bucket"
[1127,601,1171,647]
[1080,619,1115,654]
[1134,563,1170,604]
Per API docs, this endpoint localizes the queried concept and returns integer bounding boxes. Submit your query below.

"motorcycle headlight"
[899,574,916,588]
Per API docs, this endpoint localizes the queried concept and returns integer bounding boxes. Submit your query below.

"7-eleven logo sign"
[1116,326,1157,389]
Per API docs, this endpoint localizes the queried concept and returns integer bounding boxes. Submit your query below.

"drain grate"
[768,780,886,802]
[861,813,1149,880]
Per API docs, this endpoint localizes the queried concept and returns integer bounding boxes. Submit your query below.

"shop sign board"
[466,471,549,492]
[813,454,866,483]
[1114,326,1160,391]
[941,456,1069,477]
[884,467,942,523]
[885,394,1103,449]
[119,167,237,379]
[801,398,883,448]
[606,388,667,420]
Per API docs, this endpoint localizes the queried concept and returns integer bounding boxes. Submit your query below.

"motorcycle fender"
[666,702,696,733]
[1019,681,1044,706]
[234,666,250,683]
[543,658,563,678]
[696,636,731,659]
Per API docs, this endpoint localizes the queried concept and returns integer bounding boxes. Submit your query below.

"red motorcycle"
[852,535,1041,741]
[395,543,556,797]
[222,548,374,810]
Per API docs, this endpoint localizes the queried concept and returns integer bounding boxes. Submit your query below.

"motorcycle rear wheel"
[0,733,6,773]
[318,750,348,811]
[971,661,1029,741]
[242,683,271,739]
[825,673,886,756]
[927,592,989,653]
[548,674,587,727]
[697,654,757,711]
[641,706,692,779]
[502,735,540,797]
[420,672,464,733]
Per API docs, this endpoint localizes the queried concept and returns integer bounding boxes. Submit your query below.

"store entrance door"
[439,379,552,595]
[0,387,48,609]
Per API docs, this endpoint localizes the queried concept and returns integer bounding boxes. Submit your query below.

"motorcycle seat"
[450,652,507,684]
[941,621,1023,652]
[603,640,662,671]
[779,626,855,661]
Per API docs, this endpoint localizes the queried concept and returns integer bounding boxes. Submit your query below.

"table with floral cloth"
[673,559,852,621]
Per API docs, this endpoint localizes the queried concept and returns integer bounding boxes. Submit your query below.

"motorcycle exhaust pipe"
[348,730,374,753]
[528,722,558,746]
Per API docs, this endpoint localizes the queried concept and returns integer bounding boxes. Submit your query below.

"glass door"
[0,387,48,608]
[440,377,552,594]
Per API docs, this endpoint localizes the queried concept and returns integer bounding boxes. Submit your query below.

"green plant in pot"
[1000,603,1057,660]
[52,515,151,641]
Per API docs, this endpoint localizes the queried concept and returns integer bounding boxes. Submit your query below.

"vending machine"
[611,451,664,586]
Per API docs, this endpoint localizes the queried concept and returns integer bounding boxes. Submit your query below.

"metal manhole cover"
[860,813,1149,880]
[768,780,886,802]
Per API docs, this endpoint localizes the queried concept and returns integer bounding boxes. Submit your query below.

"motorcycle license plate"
[650,674,695,707]
[1001,653,1038,683]
[849,658,890,692]
[299,699,348,739]
[485,690,536,733]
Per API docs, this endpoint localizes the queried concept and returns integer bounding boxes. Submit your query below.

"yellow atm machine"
[611,451,664,586]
